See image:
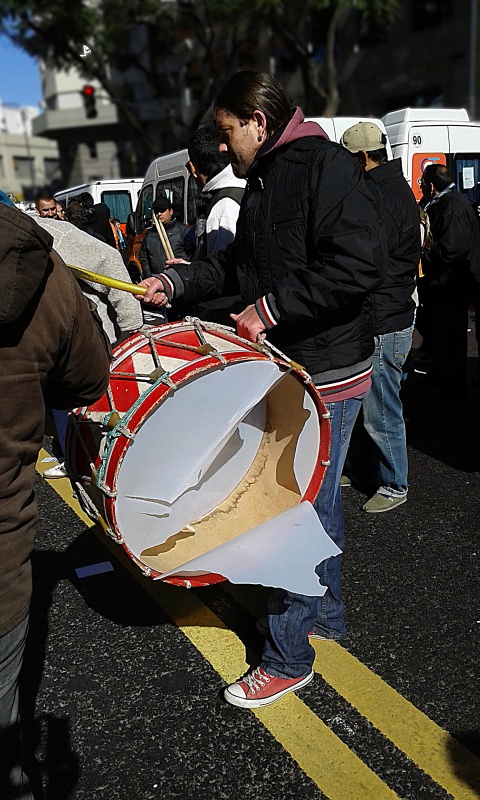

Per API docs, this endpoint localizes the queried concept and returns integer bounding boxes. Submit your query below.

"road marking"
[38,450,480,799]
[312,641,480,800]
[226,583,480,800]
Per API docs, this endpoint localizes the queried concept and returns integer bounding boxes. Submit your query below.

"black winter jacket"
[422,188,480,293]
[163,113,388,388]
[140,219,189,278]
[366,159,421,334]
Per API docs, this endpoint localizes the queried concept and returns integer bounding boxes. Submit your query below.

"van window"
[139,184,154,224]
[101,190,132,223]
[156,178,185,221]
[449,154,480,194]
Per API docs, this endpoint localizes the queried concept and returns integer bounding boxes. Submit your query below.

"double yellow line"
[37,450,480,800]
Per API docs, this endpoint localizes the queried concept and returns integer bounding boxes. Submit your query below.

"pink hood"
[260,107,329,157]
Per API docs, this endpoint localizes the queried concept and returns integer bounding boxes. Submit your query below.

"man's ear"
[252,109,267,141]
[356,150,368,169]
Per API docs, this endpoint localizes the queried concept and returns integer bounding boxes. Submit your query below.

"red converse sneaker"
[224,667,314,708]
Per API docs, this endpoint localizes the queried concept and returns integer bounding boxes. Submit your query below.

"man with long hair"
[139,71,387,708]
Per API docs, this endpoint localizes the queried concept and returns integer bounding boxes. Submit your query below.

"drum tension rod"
[192,318,227,365]
[142,329,176,387]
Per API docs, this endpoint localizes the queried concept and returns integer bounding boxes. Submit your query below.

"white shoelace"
[243,668,271,694]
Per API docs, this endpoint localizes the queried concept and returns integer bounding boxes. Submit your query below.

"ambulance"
[381,107,480,202]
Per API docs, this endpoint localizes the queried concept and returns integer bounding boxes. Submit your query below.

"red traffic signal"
[81,85,97,118]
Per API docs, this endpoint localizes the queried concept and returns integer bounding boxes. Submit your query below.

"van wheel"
[128,263,142,284]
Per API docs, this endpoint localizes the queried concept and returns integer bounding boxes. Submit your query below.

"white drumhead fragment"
[155,501,340,597]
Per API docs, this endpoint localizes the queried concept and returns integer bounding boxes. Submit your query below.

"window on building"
[13,157,34,180]
[44,158,61,181]
[411,0,452,31]
[87,142,98,159]
[0,156,4,178]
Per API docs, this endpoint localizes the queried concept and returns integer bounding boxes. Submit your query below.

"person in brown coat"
[0,201,111,799]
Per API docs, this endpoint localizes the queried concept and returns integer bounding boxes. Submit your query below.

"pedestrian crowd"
[1,69,480,798]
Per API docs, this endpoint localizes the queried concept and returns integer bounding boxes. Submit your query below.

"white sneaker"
[43,462,68,479]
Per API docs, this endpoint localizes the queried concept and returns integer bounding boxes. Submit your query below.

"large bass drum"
[66,319,331,588]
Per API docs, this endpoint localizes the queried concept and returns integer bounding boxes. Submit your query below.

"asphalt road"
[19,330,480,800]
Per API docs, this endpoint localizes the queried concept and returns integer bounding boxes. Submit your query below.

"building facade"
[0,103,60,200]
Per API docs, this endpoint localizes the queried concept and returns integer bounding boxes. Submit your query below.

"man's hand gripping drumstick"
[135,277,170,306]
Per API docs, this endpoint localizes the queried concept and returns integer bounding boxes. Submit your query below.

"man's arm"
[138,243,238,307]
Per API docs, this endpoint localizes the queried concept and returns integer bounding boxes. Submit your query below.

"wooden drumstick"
[152,213,174,260]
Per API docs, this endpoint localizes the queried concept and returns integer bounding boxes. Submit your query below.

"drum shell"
[67,322,331,587]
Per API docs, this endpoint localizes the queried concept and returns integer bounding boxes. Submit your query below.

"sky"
[0,34,42,108]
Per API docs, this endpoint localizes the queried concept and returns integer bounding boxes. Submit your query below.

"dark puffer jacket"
[139,219,189,278]
[162,109,388,389]
[422,188,480,292]
[365,158,421,334]
[0,203,111,637]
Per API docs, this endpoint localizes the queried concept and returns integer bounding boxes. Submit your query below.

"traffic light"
[81,85,97,119]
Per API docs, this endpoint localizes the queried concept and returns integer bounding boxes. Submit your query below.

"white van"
[312,115,392,154]
[128,150,195,228]
[382,108,480,201]
[54,178,143,231]
[125,149,198,280]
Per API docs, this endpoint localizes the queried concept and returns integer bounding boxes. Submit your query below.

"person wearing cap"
[139,197,189,280]
[340,121,421,512]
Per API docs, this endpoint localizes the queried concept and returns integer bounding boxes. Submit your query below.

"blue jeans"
[362,326,413,497]
[51,409,68,462]
[260,396,362,679]
[0,616,33,800]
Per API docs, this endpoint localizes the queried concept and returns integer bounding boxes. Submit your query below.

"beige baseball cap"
[340,121,386,153]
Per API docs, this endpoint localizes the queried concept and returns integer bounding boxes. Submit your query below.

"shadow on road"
[402,356,480,473]
[19,526,172,799]
[445,730,480,796]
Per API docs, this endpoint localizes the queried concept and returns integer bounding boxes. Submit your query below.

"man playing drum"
[138,71,387,708]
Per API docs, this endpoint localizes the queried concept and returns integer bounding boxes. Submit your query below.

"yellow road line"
[226,583,480,800]
[39,454,480,798]
[38,451,399,800]
[312,641,480,800]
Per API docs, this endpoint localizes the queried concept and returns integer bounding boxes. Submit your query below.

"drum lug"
[103,412,136,441]
[149,365,176,389]
[106,411,121,430]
